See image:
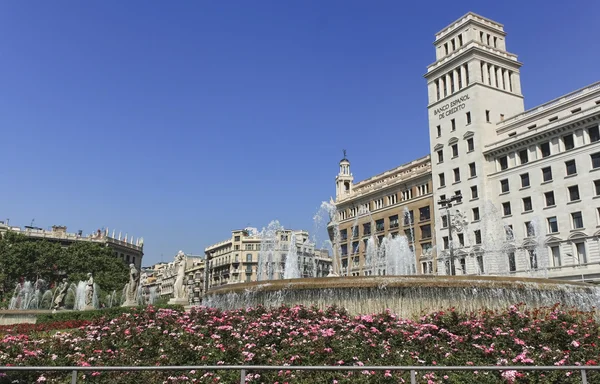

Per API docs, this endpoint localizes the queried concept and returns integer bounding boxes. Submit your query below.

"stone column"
[481,62,489,85]
[460,65,467,87]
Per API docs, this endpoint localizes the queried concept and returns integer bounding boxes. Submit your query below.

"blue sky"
[1,1,598,265]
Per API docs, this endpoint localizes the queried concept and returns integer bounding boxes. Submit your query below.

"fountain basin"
[203,275,600,317]
[0,310,55,326]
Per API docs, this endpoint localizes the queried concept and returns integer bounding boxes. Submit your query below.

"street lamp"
[438,193,462,275]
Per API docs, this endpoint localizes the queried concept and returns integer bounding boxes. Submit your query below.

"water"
[283,232,300,279]
[257,221,284,281]
[72,281,99,310]
[8,280,52,310]
[313,200,342,275]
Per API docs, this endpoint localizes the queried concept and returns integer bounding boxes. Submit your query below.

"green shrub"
[36,304,185,323]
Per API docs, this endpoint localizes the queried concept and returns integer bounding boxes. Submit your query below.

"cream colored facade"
[426,12,600,281]
[330,155,435,275]
[151,254,204,298]
[204,228,332,289]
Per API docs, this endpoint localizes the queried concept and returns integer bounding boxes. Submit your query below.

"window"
[594,180,600,196]
[523,197,532,212]
[452,144,458,157]
[545,191,555,207]
[439,173,446,187]
[442,236,449,249]
[376,219,385,232]
[502,202,511,216]
[565,160,577,176]
[389,215,399,229]
[548,116,558,122]
[572,211,584,229]
[419,206,431,221]
[472,207,480,221]
[547,217,558,233]
[437,150,444,163]
[420,224,432,239]
[589,126,600,143]
[520,173,530,188]
[453,168,460,182]
[508,252,516,272]
[234,236,241,241]
[363,223,371,235]
[519,149,528,164]
[529,249,538,270]
[525,221,534,237]
[540,142,551,158]
[340,229,348,240]
[592,153,600,169]
[441,215,448,228]
[542,167,553,182]
[457,233,464,246]
[551,246,561,267]
[451,118,456,131]
[500,179,509,193]
[469,162,476,177]
[467,137,474,152]
[498,156,508,170]
[576,242,587,264]
[474,230,482,244]
[471,185,478,199]
[466,112,471,125]
[436,125,441,137]
[403,211,414,225]
[246,254,253,262]
[563,134,575,150]
[505,225,513,240]
[568,185,580,202]
[352,226,359,238]
[485,110,490,122]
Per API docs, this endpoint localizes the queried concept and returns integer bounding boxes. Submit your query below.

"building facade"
[426,12,600,281]
[330,155,435,276]
[204,228,332,290]
[0,222,144,270]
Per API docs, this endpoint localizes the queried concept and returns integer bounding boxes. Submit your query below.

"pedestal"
[122,300,137,307]
[168,298,189,306]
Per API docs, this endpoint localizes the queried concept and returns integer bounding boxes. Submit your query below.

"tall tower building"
[425,13,525,274]
[335,151,354,201]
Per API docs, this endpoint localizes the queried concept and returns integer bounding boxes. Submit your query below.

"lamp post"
[438,193,462,275]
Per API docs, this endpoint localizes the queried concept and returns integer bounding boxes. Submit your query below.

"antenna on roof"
[30,219,35,227]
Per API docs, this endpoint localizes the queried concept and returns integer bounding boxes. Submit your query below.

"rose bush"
[1,303,598,383]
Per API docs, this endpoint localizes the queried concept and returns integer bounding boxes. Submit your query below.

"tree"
[0,233,128,305]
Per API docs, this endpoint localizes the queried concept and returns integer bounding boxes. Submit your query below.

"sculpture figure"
[172,251,187,300]
[52,278,68,310]
[84,273,95,309]
[123,264,140,306]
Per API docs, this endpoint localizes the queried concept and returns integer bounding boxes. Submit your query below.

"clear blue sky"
[1,1,598,265]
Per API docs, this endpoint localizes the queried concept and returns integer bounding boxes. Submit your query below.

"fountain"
[203,199,600,317]
[8,280,53,310]
[283,232,301,279]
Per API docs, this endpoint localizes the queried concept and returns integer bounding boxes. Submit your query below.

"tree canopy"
[0,232,128,305]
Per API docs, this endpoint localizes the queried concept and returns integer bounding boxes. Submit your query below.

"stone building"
[204,228,332,290]
[329,155,435,275]
[426,12,600,281]
[0,221,144,270]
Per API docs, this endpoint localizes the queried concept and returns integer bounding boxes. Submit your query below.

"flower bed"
[1,304,598,383]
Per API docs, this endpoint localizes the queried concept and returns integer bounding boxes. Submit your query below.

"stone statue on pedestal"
[122,264,140,307]
[52,278,68,310]
[169,251,189,305]
[84,273,95,310]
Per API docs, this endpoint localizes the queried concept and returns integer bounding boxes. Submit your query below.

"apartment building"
[204,228,332,290]
[330,155,435,275]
